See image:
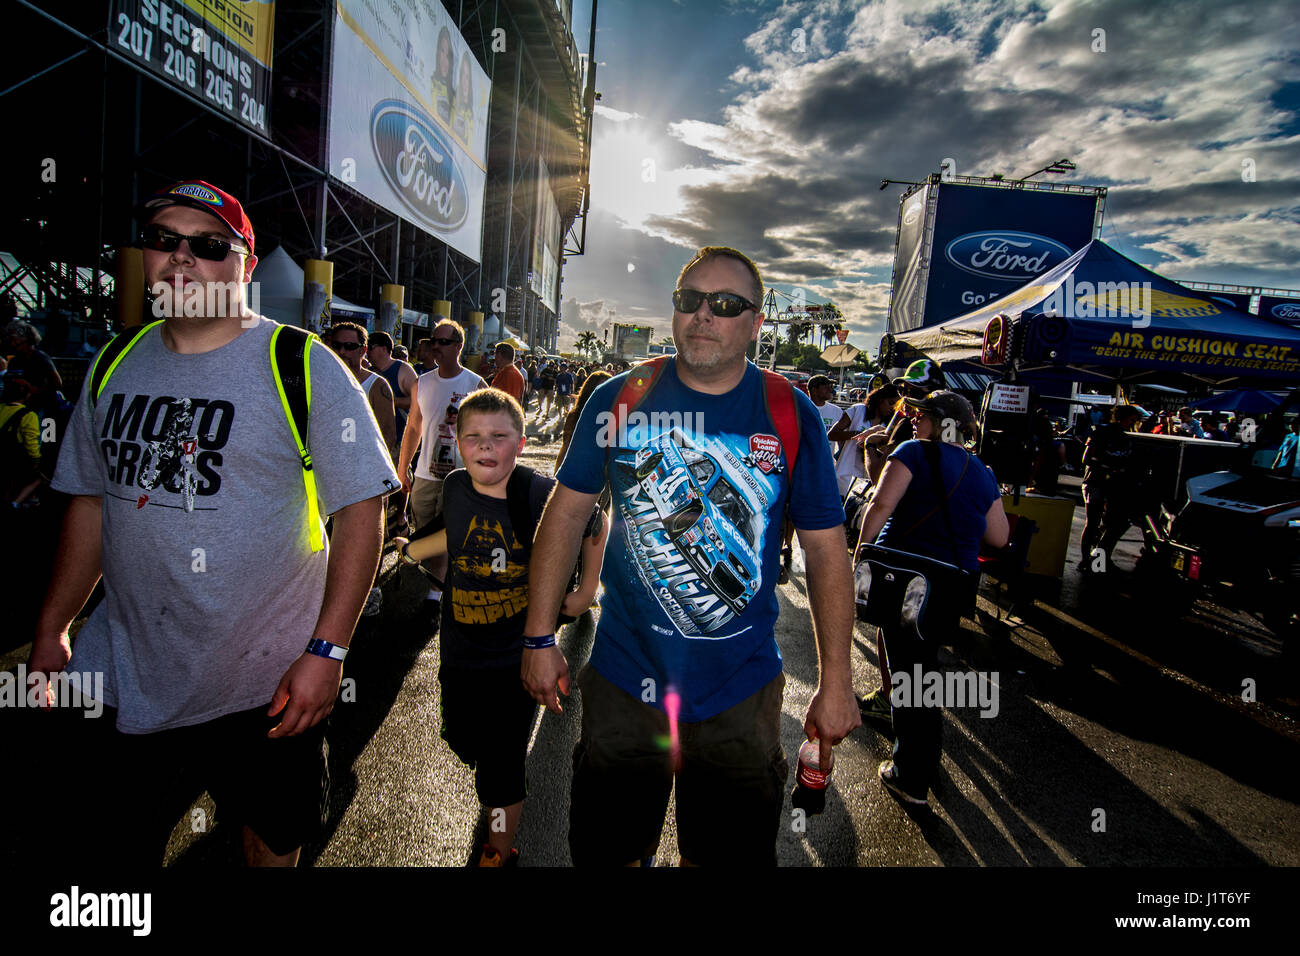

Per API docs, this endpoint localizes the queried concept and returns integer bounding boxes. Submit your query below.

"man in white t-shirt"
[809,374,864,497]
[808,375,842,435]
[396,319,485,618]
[828,396,870,498]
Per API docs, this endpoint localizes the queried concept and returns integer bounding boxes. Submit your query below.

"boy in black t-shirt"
[394,388,605,866]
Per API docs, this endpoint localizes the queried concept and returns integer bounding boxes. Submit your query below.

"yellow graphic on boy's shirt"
[453,516,527,583]
[451,584,529,625]
[451,516,530,624]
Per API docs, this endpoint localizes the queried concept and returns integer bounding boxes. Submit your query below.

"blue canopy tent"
[883,240,1300,388]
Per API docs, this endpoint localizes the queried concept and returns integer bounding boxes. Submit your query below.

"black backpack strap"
[270,325,312,450]
[505,465,538,554]
[269,325,325,551]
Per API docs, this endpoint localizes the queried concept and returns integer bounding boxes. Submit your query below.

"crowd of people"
[6,178,1295,869]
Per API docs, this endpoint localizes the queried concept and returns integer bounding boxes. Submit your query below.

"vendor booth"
[250,247,376,329]
[880,240,1300,580]
[883,239,1300,387]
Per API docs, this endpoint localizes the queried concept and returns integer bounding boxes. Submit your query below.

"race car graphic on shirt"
[614,428,775,638]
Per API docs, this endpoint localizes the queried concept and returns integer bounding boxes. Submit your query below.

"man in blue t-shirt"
[521,246,859,867]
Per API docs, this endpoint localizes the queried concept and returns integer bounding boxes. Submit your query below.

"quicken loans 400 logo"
[371,100,468,232]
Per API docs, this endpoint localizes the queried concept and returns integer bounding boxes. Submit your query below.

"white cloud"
[593,104,643,122]
[568,0,1300,344]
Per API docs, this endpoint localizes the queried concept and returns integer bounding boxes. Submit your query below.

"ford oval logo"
[944,231,1074,281]
[1271,303,1300,320]
[371,99,468,232]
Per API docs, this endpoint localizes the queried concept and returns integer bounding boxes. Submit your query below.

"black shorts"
[67,704,328,863]
[568,666,788,867]
[438,663,538,808]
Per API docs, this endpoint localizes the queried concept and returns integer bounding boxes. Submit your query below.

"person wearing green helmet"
[861,359,947,484]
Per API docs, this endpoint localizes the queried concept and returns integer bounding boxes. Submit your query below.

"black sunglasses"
[138,224,248,261]
[431,336,462,346]
[672,288,758,318]
[331,340,364,352]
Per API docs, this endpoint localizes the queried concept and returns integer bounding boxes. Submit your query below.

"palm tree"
[575,331,600,360]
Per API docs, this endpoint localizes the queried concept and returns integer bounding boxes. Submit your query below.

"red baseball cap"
[138,180,255,255]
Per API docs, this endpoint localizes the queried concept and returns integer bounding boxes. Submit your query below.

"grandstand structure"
[1,1,597,355]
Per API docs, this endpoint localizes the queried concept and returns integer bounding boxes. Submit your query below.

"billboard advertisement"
[111,0,274,133]
[1259,295,1300,326]
[531,160,561,314]
[327,1,490,262]
[887,184,931,335]
[917,183,1100,331]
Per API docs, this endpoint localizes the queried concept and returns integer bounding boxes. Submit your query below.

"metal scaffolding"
[0,1,595,353]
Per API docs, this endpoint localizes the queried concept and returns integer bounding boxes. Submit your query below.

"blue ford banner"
[1259,295,1300,326]
[919,182,1100,330]
[371,100,470,233]
[328,1,489,262]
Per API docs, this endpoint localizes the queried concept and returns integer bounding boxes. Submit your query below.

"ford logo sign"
[371,99,468,232]
[1271,303,1300,320]
[944,231,1073,281]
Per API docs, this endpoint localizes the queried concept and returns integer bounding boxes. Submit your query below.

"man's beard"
[675,334,742,376]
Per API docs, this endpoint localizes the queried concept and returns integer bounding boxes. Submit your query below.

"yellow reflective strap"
[301,334,324,551]
[93,320,164,404]
[269,327,326,552]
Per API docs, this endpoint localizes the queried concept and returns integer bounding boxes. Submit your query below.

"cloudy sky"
[556,0,1300,353]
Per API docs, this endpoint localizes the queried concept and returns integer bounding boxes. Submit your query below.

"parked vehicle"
[1137,388,1300,644]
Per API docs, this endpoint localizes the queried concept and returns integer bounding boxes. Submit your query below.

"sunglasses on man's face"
[672,288,758,318]
[138,224,248,262]
[331,340,364,352]
[431,336,461,346]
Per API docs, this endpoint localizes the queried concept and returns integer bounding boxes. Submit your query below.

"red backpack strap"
[760,369,800,478]
[609,356,669,440]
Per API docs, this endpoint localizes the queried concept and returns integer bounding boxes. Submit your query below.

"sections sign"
[110,0,274,133]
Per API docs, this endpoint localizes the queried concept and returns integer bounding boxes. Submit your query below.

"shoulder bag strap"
[922,439,969,567]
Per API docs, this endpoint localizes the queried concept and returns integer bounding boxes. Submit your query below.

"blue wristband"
[306,638,348,661]
[522,633,556,650]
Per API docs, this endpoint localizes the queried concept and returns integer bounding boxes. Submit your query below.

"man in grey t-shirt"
[28,181,398,866]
